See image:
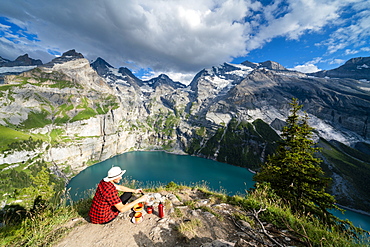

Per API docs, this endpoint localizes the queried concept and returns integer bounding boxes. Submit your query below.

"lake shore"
[337,204,370,217]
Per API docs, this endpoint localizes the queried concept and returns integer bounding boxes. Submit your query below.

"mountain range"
[0,50,370,214]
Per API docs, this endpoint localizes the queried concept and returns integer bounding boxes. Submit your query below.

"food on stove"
[133,203,143,212]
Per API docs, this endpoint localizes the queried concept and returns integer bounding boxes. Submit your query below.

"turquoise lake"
[67,151,370,232]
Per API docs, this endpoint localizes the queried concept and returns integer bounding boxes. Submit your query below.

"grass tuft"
[175,218,203,238]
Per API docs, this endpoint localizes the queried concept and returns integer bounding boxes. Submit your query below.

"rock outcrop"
[54,188,306,247]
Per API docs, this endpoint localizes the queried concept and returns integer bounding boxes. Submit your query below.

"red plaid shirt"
[88,180,121,224]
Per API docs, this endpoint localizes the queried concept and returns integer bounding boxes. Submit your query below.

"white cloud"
[0,0,368,74]
[139,69,195,86]
[291,57,347,73]
[0,0,253,72]
[345,49,360,55]
[319,1,370,54]
[290,64,321,73]
[0,22,10,31]
[245,0,345,50]
[329,59,345,65]
[246,0,370,63]
[0,36,52,63]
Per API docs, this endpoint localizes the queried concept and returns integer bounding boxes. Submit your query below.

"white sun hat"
[103,167,126,182]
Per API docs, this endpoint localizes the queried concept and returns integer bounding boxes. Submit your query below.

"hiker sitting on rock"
[88,166,148,224]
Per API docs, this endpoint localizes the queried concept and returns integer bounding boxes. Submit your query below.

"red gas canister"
[158,202,164,218]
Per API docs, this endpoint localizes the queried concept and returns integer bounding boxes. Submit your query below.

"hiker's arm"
[114,184,143,194]
[115,195,148,212]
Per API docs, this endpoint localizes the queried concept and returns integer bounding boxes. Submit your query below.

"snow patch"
[106,67,130,86]
[227,63,254,71]
[114,79,130,86]
[357,64,369,69]
[183,86,194,92]
[309,116,350,144]
[225,63,254,77]
[204,76,232,91]
[275,71,306,78]
[109,67,124,77]
[225,69,252,77]
[206,112,232,125]
[358,79,370,91]
[245,106,286,124]
[244,106,362,146]
[140,84,154,93]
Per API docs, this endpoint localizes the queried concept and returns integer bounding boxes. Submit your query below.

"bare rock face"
[310,56,370,80]
[43,49,84,68]
[1,55,190,174]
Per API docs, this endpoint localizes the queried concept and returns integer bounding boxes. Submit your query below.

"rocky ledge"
[55,188,303,247]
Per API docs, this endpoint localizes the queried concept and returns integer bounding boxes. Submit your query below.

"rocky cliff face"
[309,57,370,81]
[1,51,370,213]
[1,51,192,175]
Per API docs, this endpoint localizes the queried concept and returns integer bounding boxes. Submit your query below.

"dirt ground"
[54,209,234,247]
[53,189,302,247]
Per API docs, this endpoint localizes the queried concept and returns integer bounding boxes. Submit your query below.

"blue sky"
[0,0,369,84]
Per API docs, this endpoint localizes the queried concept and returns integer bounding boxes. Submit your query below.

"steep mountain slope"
[309,57,370,81]
[1,51,370,213]
[0,54,42,83]
[186,61,370,212]
[0,54,42,67]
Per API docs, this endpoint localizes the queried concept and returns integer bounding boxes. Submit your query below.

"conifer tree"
[254,98,338,223]
[22,166,55,209]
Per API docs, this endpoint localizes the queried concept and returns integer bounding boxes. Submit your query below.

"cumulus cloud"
[290,64,321,73]
[318,0,370,54]
[329,59,345,65]
[291,56,347,73]
[245,0,346,50]
[0,0,368,80]
[0,0,252,71]
[141,70,195,85]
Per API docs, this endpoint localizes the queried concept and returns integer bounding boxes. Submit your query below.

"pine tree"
[254,98,338,223]
[22,166,55,209]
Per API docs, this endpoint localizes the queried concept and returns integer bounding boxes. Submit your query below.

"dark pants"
[120,192,132,204]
